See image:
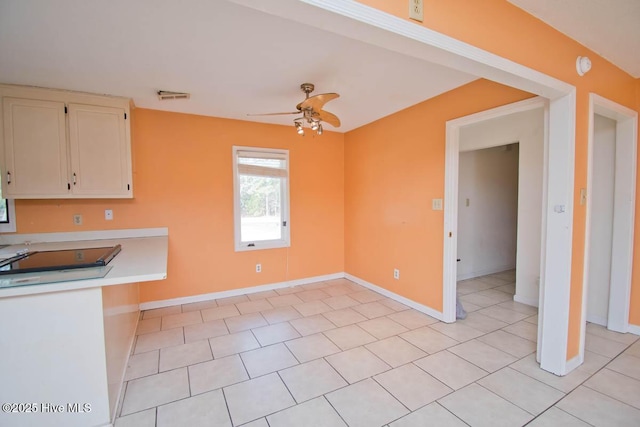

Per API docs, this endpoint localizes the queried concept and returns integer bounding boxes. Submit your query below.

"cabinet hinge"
[64,106,68,114]
[124,113,127,120]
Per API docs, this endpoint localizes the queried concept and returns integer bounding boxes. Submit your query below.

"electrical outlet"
[105,209,113,220]
[394,268,400,280]
[73,214,83,225]
[432,198,443,210]
[409,0,423,22]
[256,263,262,273]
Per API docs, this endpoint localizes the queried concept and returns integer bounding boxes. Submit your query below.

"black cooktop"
[0,245,121,275]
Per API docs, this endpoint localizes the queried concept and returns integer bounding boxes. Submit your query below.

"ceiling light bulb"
[317,124,323,135]
[311,121,319,131]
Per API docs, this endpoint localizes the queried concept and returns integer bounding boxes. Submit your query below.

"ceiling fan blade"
[247,111,300,116]
[297,93,339,111]
[316,110,341,127]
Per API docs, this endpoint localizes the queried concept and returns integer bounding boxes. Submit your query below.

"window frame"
[0,198,16,233]
[232,146,290,252]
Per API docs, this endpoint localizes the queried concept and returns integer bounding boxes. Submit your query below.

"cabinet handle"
[73,173,77,185]
[6,172,11,185]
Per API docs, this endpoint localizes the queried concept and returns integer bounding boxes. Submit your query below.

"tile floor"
[115,271,640,426]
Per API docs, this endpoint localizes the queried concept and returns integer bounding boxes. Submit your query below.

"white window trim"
[0,199,16,233]
[232,146,290,252]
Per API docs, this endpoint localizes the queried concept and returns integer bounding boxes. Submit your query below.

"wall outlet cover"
[409,0,424,22]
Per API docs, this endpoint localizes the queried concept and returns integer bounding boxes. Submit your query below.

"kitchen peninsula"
[0,228,168,427]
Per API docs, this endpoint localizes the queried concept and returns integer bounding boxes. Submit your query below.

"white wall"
[586,114,616,325]
[457,145,519,279]
[459,108,544,305]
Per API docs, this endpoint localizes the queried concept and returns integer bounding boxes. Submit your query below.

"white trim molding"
[345,274,444,321]
[456,264,516,282]
[580,94,638,360]
[538,90,577,376]
[443,97,547,324]
[513,294,539,308]
[140,272,344,310]
[628,324,640,336]
[140,271,446,323]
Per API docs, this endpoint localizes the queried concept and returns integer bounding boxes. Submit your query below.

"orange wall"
[632,78,640,326]
[355,0,639,359]
[14,109,345,303]
[345,79,533,310]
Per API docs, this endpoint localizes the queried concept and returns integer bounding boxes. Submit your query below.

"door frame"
[580,94,638,354]
[444,94,578,376]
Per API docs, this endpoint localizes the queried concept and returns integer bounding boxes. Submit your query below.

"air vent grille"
[157,90,191,100]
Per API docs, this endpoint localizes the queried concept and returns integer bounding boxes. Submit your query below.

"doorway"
[450,102,545,313]
[443,96,581,374]
[457,143,519,285]
[582,94,638,348]
[585,114,616,326]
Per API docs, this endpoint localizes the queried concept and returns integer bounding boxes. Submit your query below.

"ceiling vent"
[157,90,190,101]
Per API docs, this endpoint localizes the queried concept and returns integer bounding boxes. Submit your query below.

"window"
[233,146,289,251]
[0,180,16,233]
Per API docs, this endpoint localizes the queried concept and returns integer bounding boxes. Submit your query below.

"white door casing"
[581,94,638,361]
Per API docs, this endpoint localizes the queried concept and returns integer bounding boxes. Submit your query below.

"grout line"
[525,406,597,427]
[220,386,234,426]
[321,395,350,427]
[370,375,413,414]
[436,401,473,426]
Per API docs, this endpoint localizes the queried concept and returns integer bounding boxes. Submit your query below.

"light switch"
[432,198,443,210]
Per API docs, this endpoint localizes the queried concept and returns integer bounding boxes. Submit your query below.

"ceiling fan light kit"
[248,82,341,136]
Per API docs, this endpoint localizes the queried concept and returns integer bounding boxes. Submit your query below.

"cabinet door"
[2,97,70,197]
[68,104,131,197]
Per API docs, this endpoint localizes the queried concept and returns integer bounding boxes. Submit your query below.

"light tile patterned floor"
[115,271,640,427]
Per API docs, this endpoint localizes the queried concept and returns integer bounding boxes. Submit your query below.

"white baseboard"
[513,294,539,308]
[344,273,443,321]
[140,271,445,324]
[564,352,584,375]
[628,324,640,336]
[139,272,345,310]
[456,265,516,281]
[586,314,608,327]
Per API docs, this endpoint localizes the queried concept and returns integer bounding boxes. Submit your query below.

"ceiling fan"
[249,83,341,135]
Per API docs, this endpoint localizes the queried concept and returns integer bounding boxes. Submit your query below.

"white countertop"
[0,228,168,298]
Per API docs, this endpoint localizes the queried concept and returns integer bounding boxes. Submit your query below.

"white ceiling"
[508,0,640,78]
[0,0,477,133]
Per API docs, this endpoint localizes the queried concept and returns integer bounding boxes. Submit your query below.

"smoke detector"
[157,90,190,100]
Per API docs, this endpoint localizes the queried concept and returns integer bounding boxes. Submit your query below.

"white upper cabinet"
[68,104,129,196]
[2,97,70,197]
[0,85,133,199]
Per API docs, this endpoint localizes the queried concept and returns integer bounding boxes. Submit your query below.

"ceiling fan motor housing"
[300,83,315,95]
